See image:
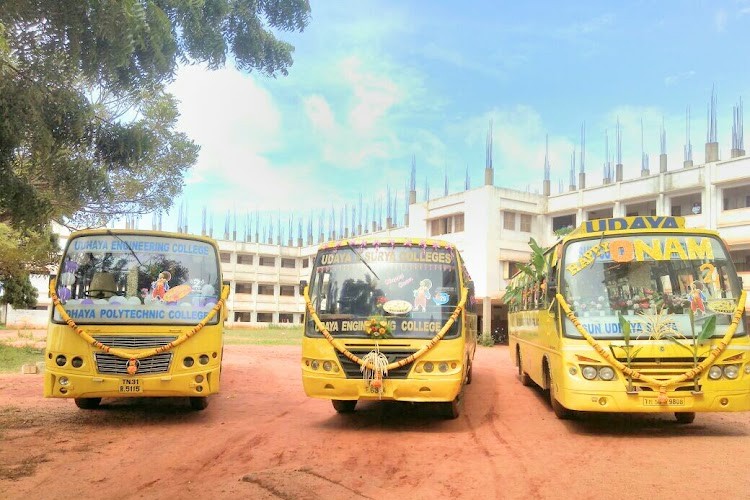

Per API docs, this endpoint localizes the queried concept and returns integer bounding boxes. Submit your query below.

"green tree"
[0,0,311,292]
[0,274,39,309]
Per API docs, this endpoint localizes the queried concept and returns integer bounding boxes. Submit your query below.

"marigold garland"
[49,280,228,363]
[363,316,393,339]
[557,291,746,404]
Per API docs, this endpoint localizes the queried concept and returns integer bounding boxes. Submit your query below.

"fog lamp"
[195,375,204,383]
[59,376,69,386]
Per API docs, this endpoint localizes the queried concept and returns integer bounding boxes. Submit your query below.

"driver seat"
[89,272,117,298]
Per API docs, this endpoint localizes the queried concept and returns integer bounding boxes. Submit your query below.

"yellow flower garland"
[557,291,747,404]
[49,280,228,361]
[304,286,467,372]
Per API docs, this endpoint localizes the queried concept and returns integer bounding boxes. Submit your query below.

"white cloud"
[303,94,336,132]
[664,70,696,86]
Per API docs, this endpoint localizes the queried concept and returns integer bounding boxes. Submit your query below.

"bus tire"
[442,393,463,419]
[674,412,696,424]
[332,399,357,413]
[189,397,209,411]
[517,349,532,387]
[549,372,574,420]
[74,397,101,409]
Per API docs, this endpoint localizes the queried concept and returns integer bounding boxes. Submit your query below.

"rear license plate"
[643,397,685,406]
[119,378,141,393]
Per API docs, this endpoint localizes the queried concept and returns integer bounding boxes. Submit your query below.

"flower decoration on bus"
[363,316,393,339]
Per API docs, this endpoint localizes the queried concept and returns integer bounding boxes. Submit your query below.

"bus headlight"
[183,357,195,368]
[723,365,740,380]
[708,366,723,380]
[423,362,434,373]
[438,362,449,373]
[598,366,615,381]
[581,366,597,380]
[56,355,67,367]
[71,357,83,368]
[322,361,332,372]
[199,354,210,365]
[311,360,319,370]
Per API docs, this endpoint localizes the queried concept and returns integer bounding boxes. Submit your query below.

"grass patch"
[223,326,303,346]
[0,344,44,373]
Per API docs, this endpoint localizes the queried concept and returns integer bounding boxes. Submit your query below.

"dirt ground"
[2,344,750,500]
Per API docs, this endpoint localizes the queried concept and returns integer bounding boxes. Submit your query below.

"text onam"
[566,237,715,276]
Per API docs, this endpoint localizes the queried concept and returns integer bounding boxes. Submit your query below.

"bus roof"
[318,236,455,251]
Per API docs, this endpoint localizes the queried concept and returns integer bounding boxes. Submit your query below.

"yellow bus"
[509,216,748,423]
[301,237,477,418]
[45,229,229,410]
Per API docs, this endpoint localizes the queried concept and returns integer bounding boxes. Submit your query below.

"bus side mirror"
[467,280,475,296]
[299,280,308,294]
[546,275,558,296]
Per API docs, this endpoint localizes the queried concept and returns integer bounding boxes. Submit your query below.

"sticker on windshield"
[383,299,413,315]
[432,291,449,306]
[413,279,432,312]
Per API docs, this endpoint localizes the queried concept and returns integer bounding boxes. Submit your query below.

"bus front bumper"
[561,388,750,413]
[302,373,463,402]
[43,367,220,399]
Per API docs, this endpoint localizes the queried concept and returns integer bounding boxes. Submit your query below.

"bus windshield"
[52,233,222,325]
[561,234,745,339]
[308,244,460,339]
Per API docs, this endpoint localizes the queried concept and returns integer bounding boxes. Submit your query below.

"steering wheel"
[84,289,126,299]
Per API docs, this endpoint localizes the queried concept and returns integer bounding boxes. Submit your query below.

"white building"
[9,151,750,334]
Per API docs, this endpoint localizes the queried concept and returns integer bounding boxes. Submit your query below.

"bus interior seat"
[89,272,117,298]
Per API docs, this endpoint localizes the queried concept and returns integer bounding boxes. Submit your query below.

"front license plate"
[643,397,685,406]
[119,378,142,393]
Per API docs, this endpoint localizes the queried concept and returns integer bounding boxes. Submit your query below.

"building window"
[519,213,532,232]
[234,312,251,322]
[237,254,253,265]
[235,282,253,294]
[302,258,310,269]
[454,213,465,232]
[279,285,295,297]
[671,205,681,216]
[503,211,516,230]
[257,284,275,295]
[506,261,523,279]
[220,252,231,263]
[278,313,294,323]
[552,214,575,233]
[281,258,296,269]
[256,312,273,323]
[259,256,276,267]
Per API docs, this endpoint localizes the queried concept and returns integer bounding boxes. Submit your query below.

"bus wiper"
[107,229,143,267]
[346,242,379,280]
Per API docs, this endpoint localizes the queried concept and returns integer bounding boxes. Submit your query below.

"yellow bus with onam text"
[509,216,748,423]
[45,229,228,410]
[301,237,477,418]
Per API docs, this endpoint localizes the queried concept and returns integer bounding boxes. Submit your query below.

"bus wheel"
[332,399,357,413]
[674,412,696,424]
[549,373,574,420]
[189,397,209,411]
[517,350,532,387]
[74,397,101,410]
[442,393,463,419]
[465,359,473,385]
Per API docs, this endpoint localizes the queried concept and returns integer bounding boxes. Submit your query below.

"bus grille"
[335,348,417,379]
[92,335,178,349]
[94,352,173,375]
[614,357,707,391]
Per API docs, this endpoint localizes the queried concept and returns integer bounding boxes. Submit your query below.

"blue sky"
[160,0,750,238]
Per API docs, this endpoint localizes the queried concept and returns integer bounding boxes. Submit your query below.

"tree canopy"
[0,0,311,305]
